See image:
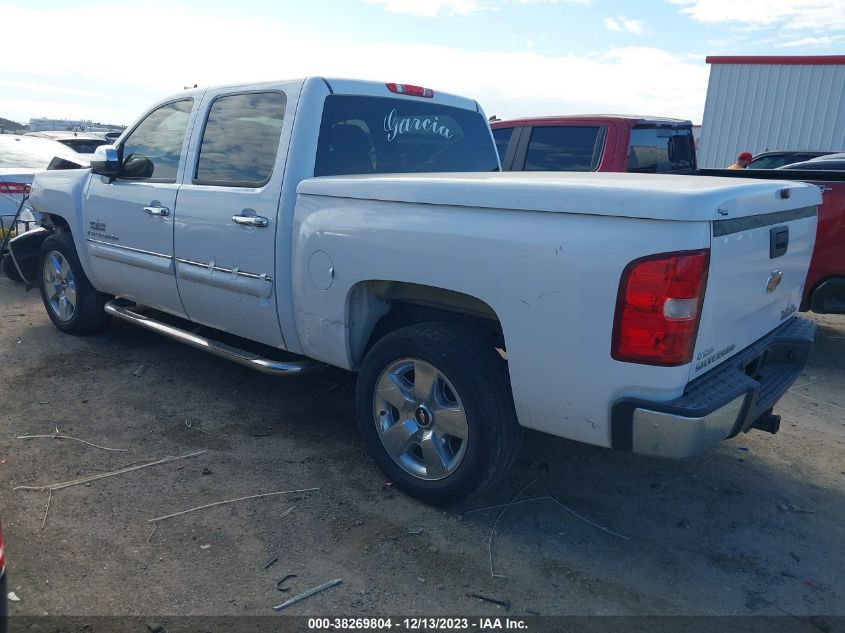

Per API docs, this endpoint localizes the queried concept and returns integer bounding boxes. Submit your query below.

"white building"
[28,117,124,133]
[698,55,845,168]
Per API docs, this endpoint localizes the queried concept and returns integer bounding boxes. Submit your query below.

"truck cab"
[491,115,696,174]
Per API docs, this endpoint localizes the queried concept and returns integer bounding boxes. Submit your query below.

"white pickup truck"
[11,77,820,504]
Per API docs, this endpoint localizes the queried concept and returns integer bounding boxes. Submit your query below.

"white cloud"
[604,15,646,34]
[363,0,486,17]
[0,81,105,100]
[777,35,843,48]
[363,0,591,17]
[670,0,845,32]
[0,6,709,125]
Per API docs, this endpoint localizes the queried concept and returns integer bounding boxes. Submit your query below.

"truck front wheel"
[39,232,111,335]
[355,322,521,505]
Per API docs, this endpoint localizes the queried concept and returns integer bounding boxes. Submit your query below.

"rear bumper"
[611,317,816,458]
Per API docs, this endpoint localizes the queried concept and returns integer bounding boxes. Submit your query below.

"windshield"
[627,125,695,173]
[315,95,499,176]
[0,135,80,169]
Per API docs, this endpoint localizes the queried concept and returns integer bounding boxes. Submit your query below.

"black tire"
[355,322,522,505]
[38,232,111,335]
[1,254,22,282]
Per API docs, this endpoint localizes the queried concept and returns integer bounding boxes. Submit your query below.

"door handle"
[232,214,269,228]
[143,206,170,217]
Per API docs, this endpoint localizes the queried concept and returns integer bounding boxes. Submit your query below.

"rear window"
[627,125,695,172]
[523,125,605,171]
[59,139,108,154]
[314,95,498,176]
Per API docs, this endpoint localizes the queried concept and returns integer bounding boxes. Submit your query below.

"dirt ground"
[0,276,843,619]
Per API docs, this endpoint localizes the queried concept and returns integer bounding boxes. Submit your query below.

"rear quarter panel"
[292,193,710,447]
[804,179,845,299]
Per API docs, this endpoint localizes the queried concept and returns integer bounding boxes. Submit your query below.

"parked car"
[24,131,108,156]
[491,115,696,173]
[779,157,845,171]
[749,150,838,170]
[0,135,89,211]
[13,78,820,505]
[1,135,89,281]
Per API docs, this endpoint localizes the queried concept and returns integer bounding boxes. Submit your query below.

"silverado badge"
[764,270,783,294]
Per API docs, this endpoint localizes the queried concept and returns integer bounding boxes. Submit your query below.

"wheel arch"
[345,280,506,370]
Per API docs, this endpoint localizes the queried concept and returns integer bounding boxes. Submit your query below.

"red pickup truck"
[491,115,844,314]
[491,114,696,173]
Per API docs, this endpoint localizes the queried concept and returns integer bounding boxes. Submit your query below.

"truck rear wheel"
[39,232,111,335]
[355,322,521,505]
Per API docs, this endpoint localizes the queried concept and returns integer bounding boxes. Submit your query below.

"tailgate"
[691,202,818,380]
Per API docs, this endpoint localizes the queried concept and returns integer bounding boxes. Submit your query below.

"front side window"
[627,125,695,173]
[195,92,287,187]
[314,95,499,176]
[119,99,193,182]
[523,125,605,171]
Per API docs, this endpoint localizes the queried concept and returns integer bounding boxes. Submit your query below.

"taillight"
[0,181,28,196]
[386,83,434,98]
[612,249,709,366]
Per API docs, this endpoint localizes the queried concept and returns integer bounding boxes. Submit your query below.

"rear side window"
[523,125,605,171]
[492,127,514,164]
[627,126,695,172]
[314,95,498,176]
[195,92,287,187]
[119,99,193,182]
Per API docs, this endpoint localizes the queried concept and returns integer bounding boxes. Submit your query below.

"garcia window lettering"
[384,109,454,142]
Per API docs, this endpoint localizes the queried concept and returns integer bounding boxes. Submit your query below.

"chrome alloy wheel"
[43,250,77,322]
[373,358,469,480]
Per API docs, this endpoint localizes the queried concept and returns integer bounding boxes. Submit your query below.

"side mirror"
[90,145,120,177]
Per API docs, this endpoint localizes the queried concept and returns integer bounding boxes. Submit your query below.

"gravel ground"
[0,276,843,619]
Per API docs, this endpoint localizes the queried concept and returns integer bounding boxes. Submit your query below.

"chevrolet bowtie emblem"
[764,270,783,294]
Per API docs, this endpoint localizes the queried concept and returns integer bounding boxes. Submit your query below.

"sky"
[0,0,842,127]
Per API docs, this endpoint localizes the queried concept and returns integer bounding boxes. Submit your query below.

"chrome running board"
[104,300,321,376]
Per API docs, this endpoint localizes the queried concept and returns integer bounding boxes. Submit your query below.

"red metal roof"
[706,55,845,65]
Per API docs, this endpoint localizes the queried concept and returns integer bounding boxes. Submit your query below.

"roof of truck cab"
[297,171,820,223]
[158,77,480,112]
[491,114,692,127]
